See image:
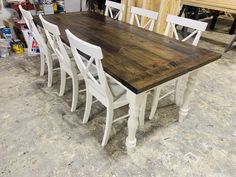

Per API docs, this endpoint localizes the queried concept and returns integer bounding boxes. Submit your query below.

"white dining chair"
[19,5,55,87]
[105,0,125,21]
[146,15,208,122]
[39,14,85,112]
[66,29,129,146]
[129,6,159,31]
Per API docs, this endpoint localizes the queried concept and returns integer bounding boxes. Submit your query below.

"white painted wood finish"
[105,0,125,21]
[129,6,159,31]
[129,7,159,127]
[19,5,54,87]
[126,91,145,152]
[148,15,207,121]
[164,14,208,46]
[179,71,199,123]
[66,29,129,146]
[39,14,82,112]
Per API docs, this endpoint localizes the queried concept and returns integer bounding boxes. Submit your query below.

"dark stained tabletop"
[34,12,221,94]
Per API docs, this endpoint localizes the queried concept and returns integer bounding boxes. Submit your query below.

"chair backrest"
[65,29,113,100]
[39,14,73,73]
[105,0,125,21]
[129,6,159,31]
[19,5,48,54]
[164,14,208,46]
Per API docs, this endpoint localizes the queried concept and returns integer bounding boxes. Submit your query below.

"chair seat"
[63,43,73,58]
[108,78,128,109]
[69,57,98,81]
[113,92,128,109]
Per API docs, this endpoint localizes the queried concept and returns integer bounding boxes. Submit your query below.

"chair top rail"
[131,6,158,20]
[166,14,208,31]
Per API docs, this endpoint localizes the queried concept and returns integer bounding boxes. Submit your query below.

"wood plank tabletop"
[34,12,221,94]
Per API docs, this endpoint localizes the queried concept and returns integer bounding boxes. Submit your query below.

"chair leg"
[59,69,66,96]
[210,11,220,30]
[178,5,186,17]
[149,87,161,120]
[139,93,147,129]
[82,91,93,124]
[225,35,236,53]
[46,56,53,87]
[229,17,236,34]
[71,76,79,112]
[40,54,45,76]
[102,106,114,146]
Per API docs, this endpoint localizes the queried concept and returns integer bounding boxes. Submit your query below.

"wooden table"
[182,0,236,32]
[34,12,221,150]
[182,0,236,52]
[182,0,236,13]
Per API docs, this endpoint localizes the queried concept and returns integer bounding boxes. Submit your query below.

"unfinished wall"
[121,0,180,34]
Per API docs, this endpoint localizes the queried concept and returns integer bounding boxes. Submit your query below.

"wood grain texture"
[182,0,236,13]
[34,12,221,94]
[156,0,181,34]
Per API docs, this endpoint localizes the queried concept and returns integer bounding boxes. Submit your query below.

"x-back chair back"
[164,14,208,46]
[19,5,53,87]
[39,14,73,75]
[105,0,125,21]
[66,29,113,104]
[130,6,159,31]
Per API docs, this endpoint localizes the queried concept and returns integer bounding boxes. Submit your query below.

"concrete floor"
[1,20,236,176]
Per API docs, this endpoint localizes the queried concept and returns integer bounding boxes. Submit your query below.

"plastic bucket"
[57,1,64,13]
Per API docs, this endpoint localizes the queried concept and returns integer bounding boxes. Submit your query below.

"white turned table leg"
[179,70,199,123]
[126,91,144,152]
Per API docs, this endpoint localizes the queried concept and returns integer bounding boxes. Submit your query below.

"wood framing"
[121,0,180,34]
[156,0,181,34]
[182,0,236,13]
[121,0,236,35]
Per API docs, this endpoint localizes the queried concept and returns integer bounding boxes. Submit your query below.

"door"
[64,0,87,13]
